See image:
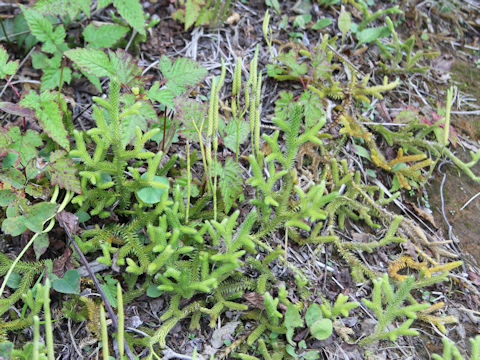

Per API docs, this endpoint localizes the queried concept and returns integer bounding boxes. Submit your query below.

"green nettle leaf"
[309,318,333,340]
[277,50,308,77]
[184,0,201,30]
[136,174,169,204]
[0,46,19,78]
[31,52,72,90]
[356,26,390,45]
[83,23,129,49]
[20,91,70,151]
[24,202,57,233]
[284,304,304,345]
[52,269,81,295]
[113,0,146,36]
[158,56,207,96]
[99,275,118,308]
[176,98,207,141]
[217,158,243,213]
[147,83,175,109]
[64,48,114,78]
[21,6,66,54]
[223,121,249,153]
[47,150,82,193]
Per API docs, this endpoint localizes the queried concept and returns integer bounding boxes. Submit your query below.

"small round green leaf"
[52,269,80,295]
[309,318,333,340]
[136,174,169,204]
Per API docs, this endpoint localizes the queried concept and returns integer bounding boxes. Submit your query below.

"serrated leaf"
[158,56,207,96]
[20,91,70,151]
[147,82,175,109]
[278,50,308,77]
[338,7,351,38]
[99,275,118,308]
[109,50,143,86]
[65,48,114,78]
[217,158,243,213]
[52,269,80,294]
[113,0,146,36]
[223,121,249,153]
[32,52,72,90]
[185,0,201,30]
[83,23,129,49]
[47,150,81,193]
[175,98,207,140]
[22,6,65,54]
[0,46,19,78]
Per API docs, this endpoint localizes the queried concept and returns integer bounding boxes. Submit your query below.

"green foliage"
[377,17,439,73]
[20,90,70,150]
[172,0,232,30]
[432,336,480,360]
[0,46,19,78]
[360,274,430,344]
[112,0,146,36]
[82,23,130,49]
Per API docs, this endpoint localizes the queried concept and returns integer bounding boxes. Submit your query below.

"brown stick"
[66,228,136,360]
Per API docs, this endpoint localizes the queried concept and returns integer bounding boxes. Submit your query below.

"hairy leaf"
[0,46,19,78]
[20,91,70,151]
[217,158,243,213]
[158,56,207,96]
[113,0,146,36]
[22,6,66,54]
[65,48,114,78]
[83,23,129,49]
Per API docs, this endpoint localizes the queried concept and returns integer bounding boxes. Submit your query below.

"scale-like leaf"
[113,0,146,36]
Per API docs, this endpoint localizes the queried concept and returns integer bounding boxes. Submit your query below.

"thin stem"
[0,18,10,43]
[44,279,54,360]
[117,283,125,359]
[186,140,191,223]
[33,315,40,360]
